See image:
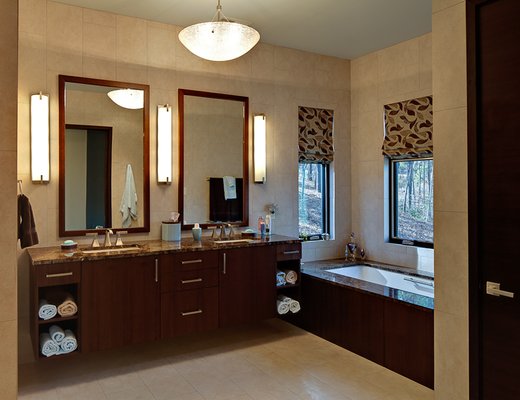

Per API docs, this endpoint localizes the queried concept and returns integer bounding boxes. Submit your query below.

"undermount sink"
[212,239,256,245]
[80,244,142,255]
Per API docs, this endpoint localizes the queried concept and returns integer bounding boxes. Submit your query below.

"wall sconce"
[157,104,172,184]
[253,114,266,184]
[30,92,50,183]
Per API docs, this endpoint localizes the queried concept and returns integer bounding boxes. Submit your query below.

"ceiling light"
[107,89,144,109]
[178,0,260,62]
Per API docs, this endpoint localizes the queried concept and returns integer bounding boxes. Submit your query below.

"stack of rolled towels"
[40,325,78,357]
[276,269,298,286]
[38,292,78,320]
[277,295,301,315]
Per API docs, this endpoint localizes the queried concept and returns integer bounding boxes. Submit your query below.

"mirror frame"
[178,89,249,230]
[58,75,150,236]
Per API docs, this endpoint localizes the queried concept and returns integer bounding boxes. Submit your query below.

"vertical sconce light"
[30,92,50,183]
[253,114,267,183]
[157,104,172,184]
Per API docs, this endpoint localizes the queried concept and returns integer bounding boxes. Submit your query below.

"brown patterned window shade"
[298,106,334,164]
[382,96,433,159]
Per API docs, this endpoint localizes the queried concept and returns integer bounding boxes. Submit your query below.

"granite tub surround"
[302,259,434,309]
[27,234,301,265]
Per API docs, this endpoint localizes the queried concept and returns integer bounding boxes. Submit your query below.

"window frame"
[389,157,434,249]
[298,161,331,238]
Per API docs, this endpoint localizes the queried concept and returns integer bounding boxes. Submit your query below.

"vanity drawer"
[276,243,302,261]
[173,268,218,291]
[36,262,81,287]
[161,287,218,338]
[173,251,219,271]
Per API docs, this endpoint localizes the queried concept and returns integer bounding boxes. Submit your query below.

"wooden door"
[468,1,520,398]
[81,256,160,352]
[218,248,254,327]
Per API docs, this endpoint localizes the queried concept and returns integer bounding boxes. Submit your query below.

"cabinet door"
[219,248,254,327]
[252,246,276,320]
[81,256,160,352]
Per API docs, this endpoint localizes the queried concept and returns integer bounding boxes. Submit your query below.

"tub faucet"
[104,229,113,247]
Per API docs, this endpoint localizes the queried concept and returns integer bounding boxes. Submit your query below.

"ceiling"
[56,0,432,59]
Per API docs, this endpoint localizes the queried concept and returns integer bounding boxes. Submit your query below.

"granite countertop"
[301,259,434,310]
[28,234,301,265]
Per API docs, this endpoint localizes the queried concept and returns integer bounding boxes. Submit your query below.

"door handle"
[486,281,514,298]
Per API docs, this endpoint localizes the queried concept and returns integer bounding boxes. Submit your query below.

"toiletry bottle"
[192,223,202,241]
[257,216,264,234]
[265,215,271,236]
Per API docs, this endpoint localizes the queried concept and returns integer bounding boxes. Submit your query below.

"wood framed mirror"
[179,89,249,229]
[58,75,150,236]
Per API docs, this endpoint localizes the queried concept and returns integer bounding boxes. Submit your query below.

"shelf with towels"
[38,315,79,325]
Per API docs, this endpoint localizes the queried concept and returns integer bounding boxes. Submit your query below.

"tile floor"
[19,320,433,400]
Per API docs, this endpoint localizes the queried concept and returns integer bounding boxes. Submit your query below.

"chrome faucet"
[104,229,113,247]
[219,224,227,240]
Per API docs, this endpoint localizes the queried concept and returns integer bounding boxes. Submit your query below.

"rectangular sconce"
[30,93,50,183]
[157,104,172,184]
[253,114,266,184]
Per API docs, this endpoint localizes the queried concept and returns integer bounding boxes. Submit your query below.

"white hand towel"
[40,333,60,357]
[120,164,138,228]
[289,300,301,314]
[223,176,237,200]
[38,299,57,320]
[276,300,290,315]
[278,295,292,303]
[283,270,298,285]
[59,330,78,354]
[49,325,65,343]
[276,270,286,286]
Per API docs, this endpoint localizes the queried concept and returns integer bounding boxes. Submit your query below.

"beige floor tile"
[19,320,432,400]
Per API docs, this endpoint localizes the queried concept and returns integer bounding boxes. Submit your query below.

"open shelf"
[38,315,79,325]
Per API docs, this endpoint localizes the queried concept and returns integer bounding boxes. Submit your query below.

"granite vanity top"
[28,234,301,265]
[301,259,434,310]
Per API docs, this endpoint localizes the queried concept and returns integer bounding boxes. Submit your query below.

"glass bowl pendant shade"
[107,89,144,109]
[179,0,260,62]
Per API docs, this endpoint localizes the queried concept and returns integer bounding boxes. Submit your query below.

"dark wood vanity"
[28,236,301,359]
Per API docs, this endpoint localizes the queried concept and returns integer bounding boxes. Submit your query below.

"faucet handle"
[228,224,236,239]
[208,226,217,239]
[86,232,100,248]
[115,230,127,246]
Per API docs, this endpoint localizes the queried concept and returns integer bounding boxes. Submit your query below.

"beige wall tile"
[47,1,82,53]
[84,22,116,60]
[419,34,433,91]
[116,15,147,65]
[19,0,46,36]
[147,24,176,69]
[433,0,464,14]
[434,107,468,213]
[432,3,467,112]
[0,320,17,399]
[435,310,469,400]
[83,8,116,27]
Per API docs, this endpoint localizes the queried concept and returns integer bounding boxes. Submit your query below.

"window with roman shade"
[298,106,334,164]
[382,96,433,159]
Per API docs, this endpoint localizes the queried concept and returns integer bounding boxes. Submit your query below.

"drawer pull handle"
[181,309,202,316]
[181,278,203,284]
[283,250,300,255]
[181,259,203,265]
[155,259,159,283]
[45,272,73,278]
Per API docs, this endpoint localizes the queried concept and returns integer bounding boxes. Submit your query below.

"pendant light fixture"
[107,88,144,110]
[178,0,260,62]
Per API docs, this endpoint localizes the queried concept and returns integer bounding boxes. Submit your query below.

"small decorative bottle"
[346,232,358,262]
[192,223,202,241]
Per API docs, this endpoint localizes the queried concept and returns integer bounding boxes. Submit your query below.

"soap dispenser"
[192,223,202,241]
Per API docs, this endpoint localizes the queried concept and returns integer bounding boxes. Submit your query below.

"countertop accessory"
[60,240,77,251]
[192,223,202,241]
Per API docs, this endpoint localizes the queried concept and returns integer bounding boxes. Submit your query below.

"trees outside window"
[298,162,330,237]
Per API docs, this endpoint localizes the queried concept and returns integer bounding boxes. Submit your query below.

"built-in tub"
[326,265,434,298]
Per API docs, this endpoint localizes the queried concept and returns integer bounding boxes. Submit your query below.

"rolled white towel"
[49,325,65,343]
[38,299,57,320]
[59,330,78,354]
[276,270,286,286]
[277,295,292,303]
[283,270,298,285]
[40,333,60,357]
[276,300,290,315]
[289,300,301,314]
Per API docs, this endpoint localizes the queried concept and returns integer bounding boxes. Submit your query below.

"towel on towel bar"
[18,194,39,248]
[57,293,78,317]
[40,333,60,357]
[283,270,298,285]
[49,325,65,343]
[38,299,57,320]
[223,176,237,200]
[59,330,78,354]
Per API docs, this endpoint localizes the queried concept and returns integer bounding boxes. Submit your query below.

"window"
[298,162,330,238]
[390,158,433,248]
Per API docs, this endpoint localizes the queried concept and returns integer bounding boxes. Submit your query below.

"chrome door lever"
[486,281,514,298]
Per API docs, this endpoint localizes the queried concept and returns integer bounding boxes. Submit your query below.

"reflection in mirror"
[179,89,249,228]
[59,75,150,236]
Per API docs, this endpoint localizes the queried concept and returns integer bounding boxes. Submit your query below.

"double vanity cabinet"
[28,236,301,359]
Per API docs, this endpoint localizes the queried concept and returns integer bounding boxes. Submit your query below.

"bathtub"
[326,265,434,298]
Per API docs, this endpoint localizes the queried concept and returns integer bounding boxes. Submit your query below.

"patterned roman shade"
[298,106,334,164]
[382,96,433,159]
